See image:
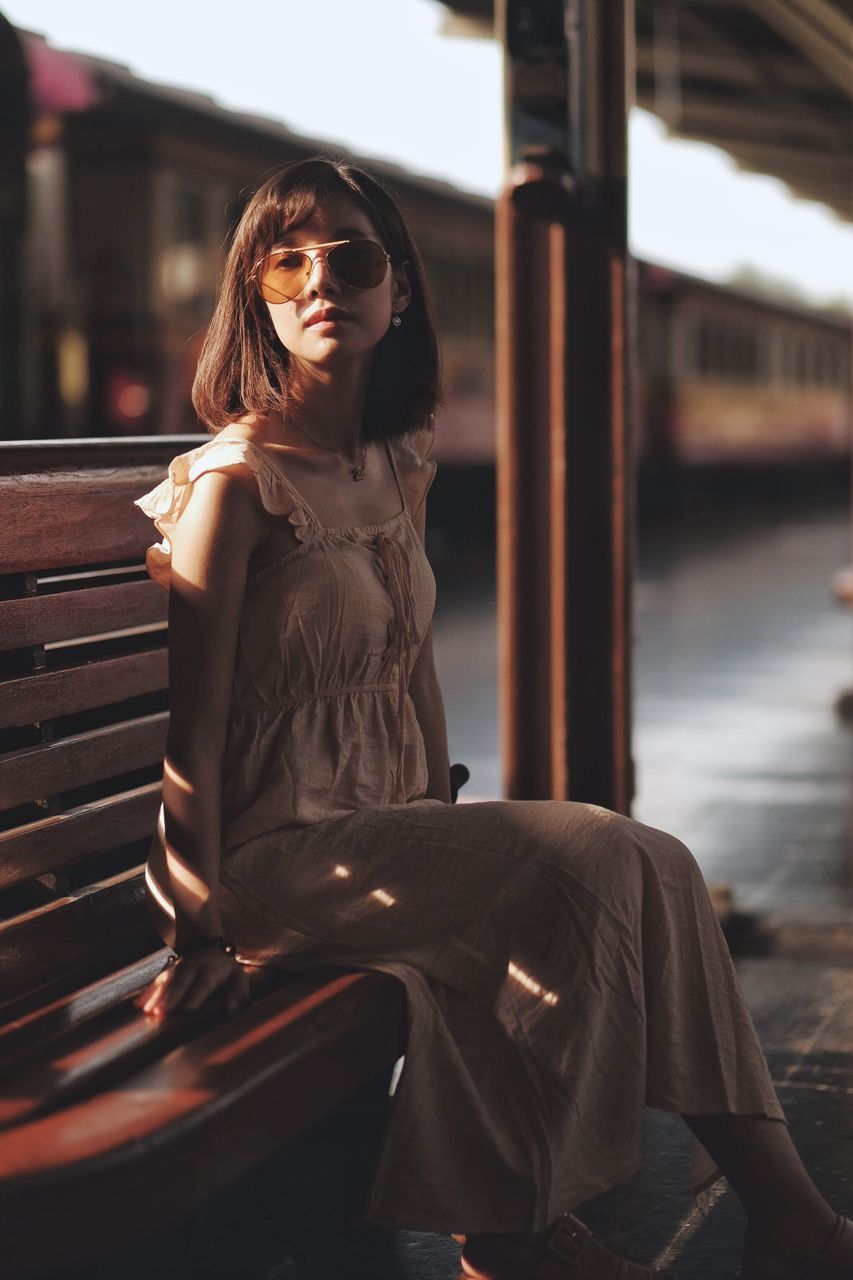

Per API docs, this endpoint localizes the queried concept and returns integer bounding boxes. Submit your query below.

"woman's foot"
[459,1214,676,1278]
[742,1212,853,1279]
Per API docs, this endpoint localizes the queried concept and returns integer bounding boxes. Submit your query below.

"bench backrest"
[0,437,201,1023]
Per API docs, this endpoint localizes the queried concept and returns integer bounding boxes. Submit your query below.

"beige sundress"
[135,423,784,1236]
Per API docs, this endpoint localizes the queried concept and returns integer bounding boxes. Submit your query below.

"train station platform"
[68,494,852,1278]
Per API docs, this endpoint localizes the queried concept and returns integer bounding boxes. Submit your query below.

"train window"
[694,317,761,382]
[696,321,706,372]
[678,317,696,378]
[699,320,721,377]
[756,332,770,379]
[816,342,848,388]
[795,338,809,385]
[828,347,839,385]
[696,321,708,376]
[832,345,848,387]
[724,328,737,376]
[453,363,488,396]
[781,333,797,385]
[427,254,494,339]
[159,186,210,309]
[174,188,206,246]
[736,326,758,380]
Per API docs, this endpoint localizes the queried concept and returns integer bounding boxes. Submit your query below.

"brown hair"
[192,155,442,440]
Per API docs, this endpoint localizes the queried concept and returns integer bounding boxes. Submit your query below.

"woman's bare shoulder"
[180,442,271,554]
[197,417,285,493]
[216,413,279,447]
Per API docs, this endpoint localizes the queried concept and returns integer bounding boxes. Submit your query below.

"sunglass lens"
[328,240,388,289]
[258,250,309,303]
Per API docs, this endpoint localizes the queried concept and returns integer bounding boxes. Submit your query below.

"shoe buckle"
[547,1217,589,1265]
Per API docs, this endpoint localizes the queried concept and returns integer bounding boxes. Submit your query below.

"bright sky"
[7,0,853,308]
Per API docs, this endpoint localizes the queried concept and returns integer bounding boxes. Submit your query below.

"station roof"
[440,1,852,221]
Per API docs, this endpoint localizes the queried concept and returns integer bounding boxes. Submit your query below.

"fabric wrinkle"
[373,530,421,797]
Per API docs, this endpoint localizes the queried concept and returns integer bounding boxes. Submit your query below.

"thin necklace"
[289,420,368,481]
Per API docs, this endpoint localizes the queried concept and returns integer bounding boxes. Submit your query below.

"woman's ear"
[392,260,413,315]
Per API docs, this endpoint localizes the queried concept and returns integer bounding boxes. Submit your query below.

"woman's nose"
[305,253,338,296]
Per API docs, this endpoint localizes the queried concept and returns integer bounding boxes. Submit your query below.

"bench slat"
[0,580,167,652]
[0,437,202,474]
[0,469,167,574]
[0,950,171,1071]
[0,649,168,727]
[0,963,287,1126]
[0,867,159,1021]
[0,973,191,1127]
[0,712,168,810]
[0,782,161,889]
[0,967,405,1272]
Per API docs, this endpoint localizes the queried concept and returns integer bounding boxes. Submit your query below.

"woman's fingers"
[138,952,243,1017]
[163,967,212,1014]
[178,957,245,1014]
[136,966,175,1014]
[142,963,195,1016]
[226,967,251,1014]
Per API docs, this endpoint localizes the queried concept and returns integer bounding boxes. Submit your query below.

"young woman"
[135,156,851,1280]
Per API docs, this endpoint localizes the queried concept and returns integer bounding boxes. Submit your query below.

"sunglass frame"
[252,238,392,303]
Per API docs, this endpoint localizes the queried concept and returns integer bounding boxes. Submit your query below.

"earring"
[391,309,402,328]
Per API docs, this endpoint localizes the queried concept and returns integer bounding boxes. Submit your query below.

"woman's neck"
[286,356,371,460]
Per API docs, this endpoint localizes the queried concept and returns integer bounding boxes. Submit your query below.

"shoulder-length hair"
[192,155,442,440]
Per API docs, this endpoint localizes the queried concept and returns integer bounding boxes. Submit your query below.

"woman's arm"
[140,464,268,1015]
[408,499,452,804]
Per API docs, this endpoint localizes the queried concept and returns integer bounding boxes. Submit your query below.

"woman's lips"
[305,309,351,327]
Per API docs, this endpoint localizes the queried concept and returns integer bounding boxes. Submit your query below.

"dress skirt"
[217,797,785,1236]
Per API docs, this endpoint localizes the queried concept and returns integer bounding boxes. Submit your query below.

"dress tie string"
[373,532,421,798]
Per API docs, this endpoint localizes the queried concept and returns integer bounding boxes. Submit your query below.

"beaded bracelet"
[165,934,238,966]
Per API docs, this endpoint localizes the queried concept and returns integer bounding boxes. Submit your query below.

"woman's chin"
[289,338,374,370]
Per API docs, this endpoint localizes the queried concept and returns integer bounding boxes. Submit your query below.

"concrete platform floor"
[67,496,853,1279]
[630,505,853,930]
[434,497,852,929]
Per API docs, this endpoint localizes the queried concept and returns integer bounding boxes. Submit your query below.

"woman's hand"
[137,947,250,1019]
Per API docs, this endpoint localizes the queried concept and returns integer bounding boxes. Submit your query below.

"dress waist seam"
[230,681,399,716]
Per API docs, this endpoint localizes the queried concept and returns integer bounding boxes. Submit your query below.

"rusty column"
[496,0,635,812]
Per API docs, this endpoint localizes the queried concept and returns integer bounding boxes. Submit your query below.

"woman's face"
[259,193,411,369]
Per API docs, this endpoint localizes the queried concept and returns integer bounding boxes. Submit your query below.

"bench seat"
[0,955,404,1272]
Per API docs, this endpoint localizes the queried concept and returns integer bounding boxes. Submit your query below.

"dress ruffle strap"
[391,419,438,521]
[133,437,312,589]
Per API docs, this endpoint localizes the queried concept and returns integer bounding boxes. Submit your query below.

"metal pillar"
[496,0,634,812]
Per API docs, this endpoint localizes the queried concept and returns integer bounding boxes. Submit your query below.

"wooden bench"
[0,438,410,1276]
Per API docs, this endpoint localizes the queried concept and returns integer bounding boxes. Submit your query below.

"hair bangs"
[252,165,378,260]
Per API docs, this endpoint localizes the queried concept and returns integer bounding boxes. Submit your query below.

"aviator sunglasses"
[253,238,393,304]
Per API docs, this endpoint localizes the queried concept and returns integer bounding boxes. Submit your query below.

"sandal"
[457,1213,680,1278]
[743,1215,853,1279]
